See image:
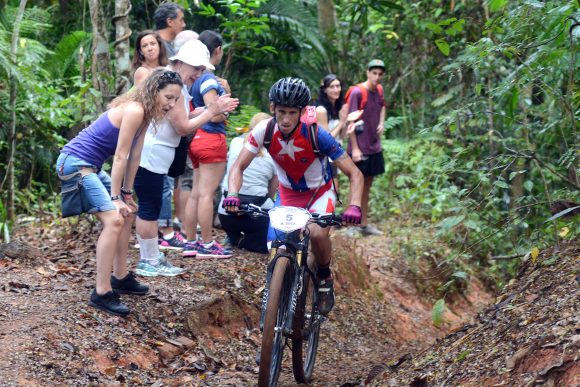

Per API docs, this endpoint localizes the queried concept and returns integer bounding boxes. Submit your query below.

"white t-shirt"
[139,85,192,174]
[218,136,276,215]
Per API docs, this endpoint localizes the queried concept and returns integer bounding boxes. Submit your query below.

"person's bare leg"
[178,187,191,226]
[174,183,182,224]
[309,224,334,314]
[183,168,201,241]
[197,162,226,243]
[112,213,135,279]
[309,224,332,267]
[94,210,125,294]
[360,176,374,227]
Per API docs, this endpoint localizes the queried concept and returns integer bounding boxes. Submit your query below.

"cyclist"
[224,77,364,315]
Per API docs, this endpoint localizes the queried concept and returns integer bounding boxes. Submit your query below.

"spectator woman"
[134,39,239,275]
[132,30,169,87]
[183,30,233,258]
[316,74,350,140]
[217,113,278,253]
[315,74,349,188]
[56,68,183,316]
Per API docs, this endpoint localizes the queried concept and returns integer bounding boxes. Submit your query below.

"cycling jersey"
[245,120,344,192]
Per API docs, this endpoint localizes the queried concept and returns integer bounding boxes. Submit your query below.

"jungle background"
[1,0,578,289]
[0,0,578,385]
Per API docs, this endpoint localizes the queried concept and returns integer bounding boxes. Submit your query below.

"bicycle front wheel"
[258,256,291,387]
[291,269,320,383]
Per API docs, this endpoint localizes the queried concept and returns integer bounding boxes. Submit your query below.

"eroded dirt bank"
[370,241,579,386]
[0,217,493,386]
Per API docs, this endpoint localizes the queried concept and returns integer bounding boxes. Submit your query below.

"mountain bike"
[237,204,342,387]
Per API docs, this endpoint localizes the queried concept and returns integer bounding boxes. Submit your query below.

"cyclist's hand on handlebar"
[342,205,362,225]
[222,194,241,213]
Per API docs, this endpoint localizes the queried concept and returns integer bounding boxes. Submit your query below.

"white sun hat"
[169,39,215,71]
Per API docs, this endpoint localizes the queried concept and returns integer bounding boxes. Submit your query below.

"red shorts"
[188,129,227,168]
[278,181,336,214]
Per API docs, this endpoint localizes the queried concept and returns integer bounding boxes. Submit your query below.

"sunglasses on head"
[160,70,181,82]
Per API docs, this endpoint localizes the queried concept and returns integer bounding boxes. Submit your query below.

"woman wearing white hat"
[133,39,239,277]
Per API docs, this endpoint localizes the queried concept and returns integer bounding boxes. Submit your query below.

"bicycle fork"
[259,241,307,335]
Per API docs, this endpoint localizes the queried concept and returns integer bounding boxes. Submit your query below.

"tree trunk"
[113,0,132,95]
[5,0,27,221]
[88,0,112,110]
[317,0,337,37]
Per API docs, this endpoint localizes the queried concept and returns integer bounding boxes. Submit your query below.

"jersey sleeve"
[348,87,362,113]
[316,127,345,161]
[245,119,268,154]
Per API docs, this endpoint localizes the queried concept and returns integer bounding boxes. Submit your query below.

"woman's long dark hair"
[315,74,345,120]
[198,30,223,60]
[131,30,168,71]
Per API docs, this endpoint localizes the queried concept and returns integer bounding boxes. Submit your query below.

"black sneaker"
[89,290,130,316]
[111,271,149,295]
[318,275,335,315]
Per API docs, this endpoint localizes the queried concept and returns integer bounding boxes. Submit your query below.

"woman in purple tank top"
[56,68,184,316]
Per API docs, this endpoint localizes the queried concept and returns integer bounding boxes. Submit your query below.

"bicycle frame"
[236,204,341,386]
[259,226,317,337]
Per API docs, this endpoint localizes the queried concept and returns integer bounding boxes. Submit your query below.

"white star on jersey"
[277,138,304,160]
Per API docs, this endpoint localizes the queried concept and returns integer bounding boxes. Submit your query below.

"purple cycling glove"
[342,205,362,224]
[222,195,241,210]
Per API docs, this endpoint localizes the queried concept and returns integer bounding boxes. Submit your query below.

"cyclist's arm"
[333,153,363,207]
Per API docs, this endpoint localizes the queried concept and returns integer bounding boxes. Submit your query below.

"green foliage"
[225,104,264,142]
[3,0,579,299]
[43,31,91,79]
[431,298,446,327]
[0,199,10,243]
[0,5,101,219]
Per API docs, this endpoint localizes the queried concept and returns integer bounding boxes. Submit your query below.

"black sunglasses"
[160,70,181,82]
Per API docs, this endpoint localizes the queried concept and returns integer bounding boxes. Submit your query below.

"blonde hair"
[245,112,272,157]
[109,68,183,125]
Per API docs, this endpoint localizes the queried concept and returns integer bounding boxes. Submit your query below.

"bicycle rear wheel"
[258,256,291,387]
[291,269,320,383]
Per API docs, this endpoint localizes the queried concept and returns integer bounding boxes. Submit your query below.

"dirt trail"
[0,217,492,386]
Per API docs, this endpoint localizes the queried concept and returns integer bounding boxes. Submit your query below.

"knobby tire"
[291,269,320,383]
[258,256,290,387]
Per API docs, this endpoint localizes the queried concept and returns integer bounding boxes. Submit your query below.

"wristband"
[111,195,122,201]
[227,192,239,197]
[121,187,133,195]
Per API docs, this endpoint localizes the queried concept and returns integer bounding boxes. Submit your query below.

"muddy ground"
[0,214,516,386]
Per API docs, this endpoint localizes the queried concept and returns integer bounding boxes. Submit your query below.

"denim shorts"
[56,153,116,217]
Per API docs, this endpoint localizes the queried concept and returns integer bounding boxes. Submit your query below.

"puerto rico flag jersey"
[246,119,344,192]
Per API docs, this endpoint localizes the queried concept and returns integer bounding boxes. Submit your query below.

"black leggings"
[218,213,270,253]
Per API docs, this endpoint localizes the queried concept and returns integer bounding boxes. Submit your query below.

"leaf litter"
[0,215,509,385]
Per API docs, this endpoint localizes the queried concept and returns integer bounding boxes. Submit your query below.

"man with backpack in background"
[345,59,387,236]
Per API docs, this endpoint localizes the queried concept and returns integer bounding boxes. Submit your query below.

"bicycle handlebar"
[236,203,343,227]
